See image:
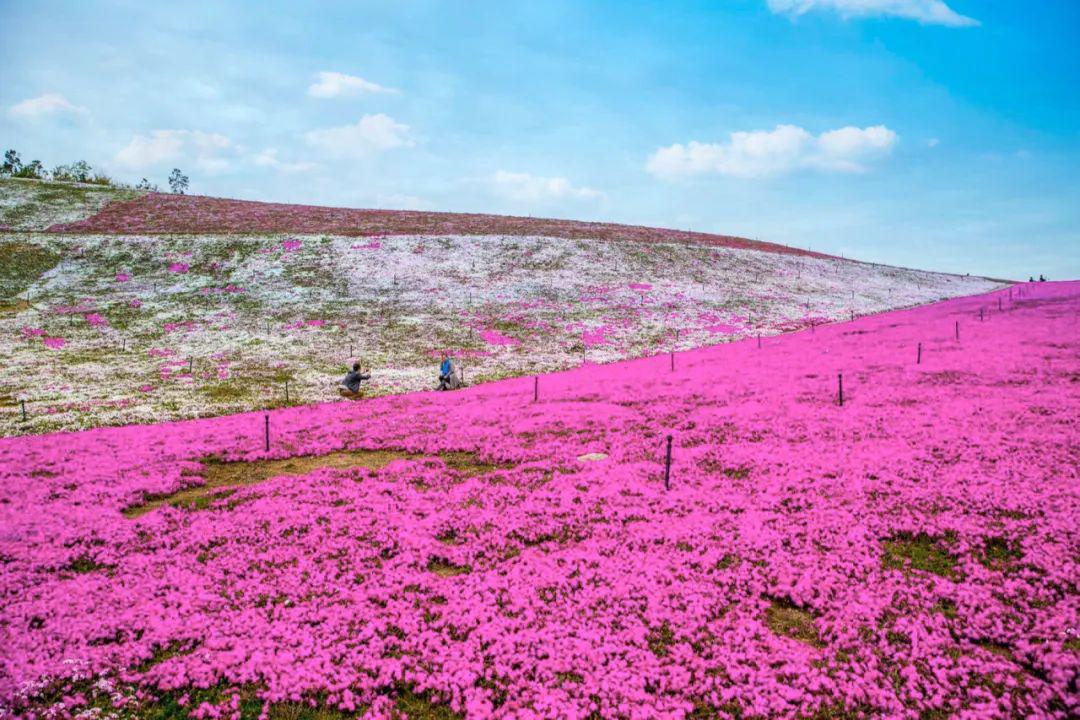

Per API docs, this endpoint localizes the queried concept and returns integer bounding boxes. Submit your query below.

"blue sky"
[1,0,1077,279]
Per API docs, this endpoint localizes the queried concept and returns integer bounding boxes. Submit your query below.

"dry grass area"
[123,448,504,518]
[765,597,823,647]
[0,298,31,316]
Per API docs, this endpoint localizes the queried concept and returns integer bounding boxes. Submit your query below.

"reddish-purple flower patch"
[44,193,836,257]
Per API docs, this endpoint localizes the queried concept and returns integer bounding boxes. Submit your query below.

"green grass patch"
[204,380,250,402]
[881,532,960,580]
[977,535,1023,571]
[0,241,60,297]
[427,557,471,577]
[394,689,463,720]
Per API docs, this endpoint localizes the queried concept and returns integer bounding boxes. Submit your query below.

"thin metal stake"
[264,414,270,452]
[663,435,673,491]
[955,321,960,341]
[917,342,922,364]
[533,376,538,402]
[670,352,675,372]
[838,373,844,406]
[21,400,27,422]
[285,380,289,403]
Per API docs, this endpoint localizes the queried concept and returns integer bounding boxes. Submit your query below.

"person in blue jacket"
[438,356,453,390]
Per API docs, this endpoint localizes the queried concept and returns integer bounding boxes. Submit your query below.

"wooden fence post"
[663,435,673,491]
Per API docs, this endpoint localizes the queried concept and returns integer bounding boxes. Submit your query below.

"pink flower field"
[1,281,1076,719]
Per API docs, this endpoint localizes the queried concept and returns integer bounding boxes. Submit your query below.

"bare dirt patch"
[124,448,503,518]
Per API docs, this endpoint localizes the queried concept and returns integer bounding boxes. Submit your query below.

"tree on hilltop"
[168,168,189,194]
[14,159,46,179]
[2,149,22,175]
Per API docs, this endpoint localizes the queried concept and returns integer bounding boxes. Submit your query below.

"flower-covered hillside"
[47,191,825,256]
[0,178,141,231]
[1,229,1003,435]
[0,282,1076,719]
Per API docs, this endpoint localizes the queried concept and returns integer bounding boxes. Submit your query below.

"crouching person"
[339,362,370,399]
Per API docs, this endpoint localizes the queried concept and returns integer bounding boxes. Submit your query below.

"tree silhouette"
[2,149,22,175]
[168,168,189,194]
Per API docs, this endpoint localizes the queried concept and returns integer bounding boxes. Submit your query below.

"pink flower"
[115,273,131,282]
[168,262,189,274]
[480,328,520,346]
[582,326,613,347]
[42,336,66,349]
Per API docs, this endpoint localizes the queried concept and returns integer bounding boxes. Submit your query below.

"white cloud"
[253,148,319,173]
[646,124,898,180]
[308,71,400,98]
[115,130,236,172]
[304,114,414,157]
[927,138,941,148]
[9,93,89,120]
[815,125,898,171]
[491,171,605,203]
[766,0,979,26]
